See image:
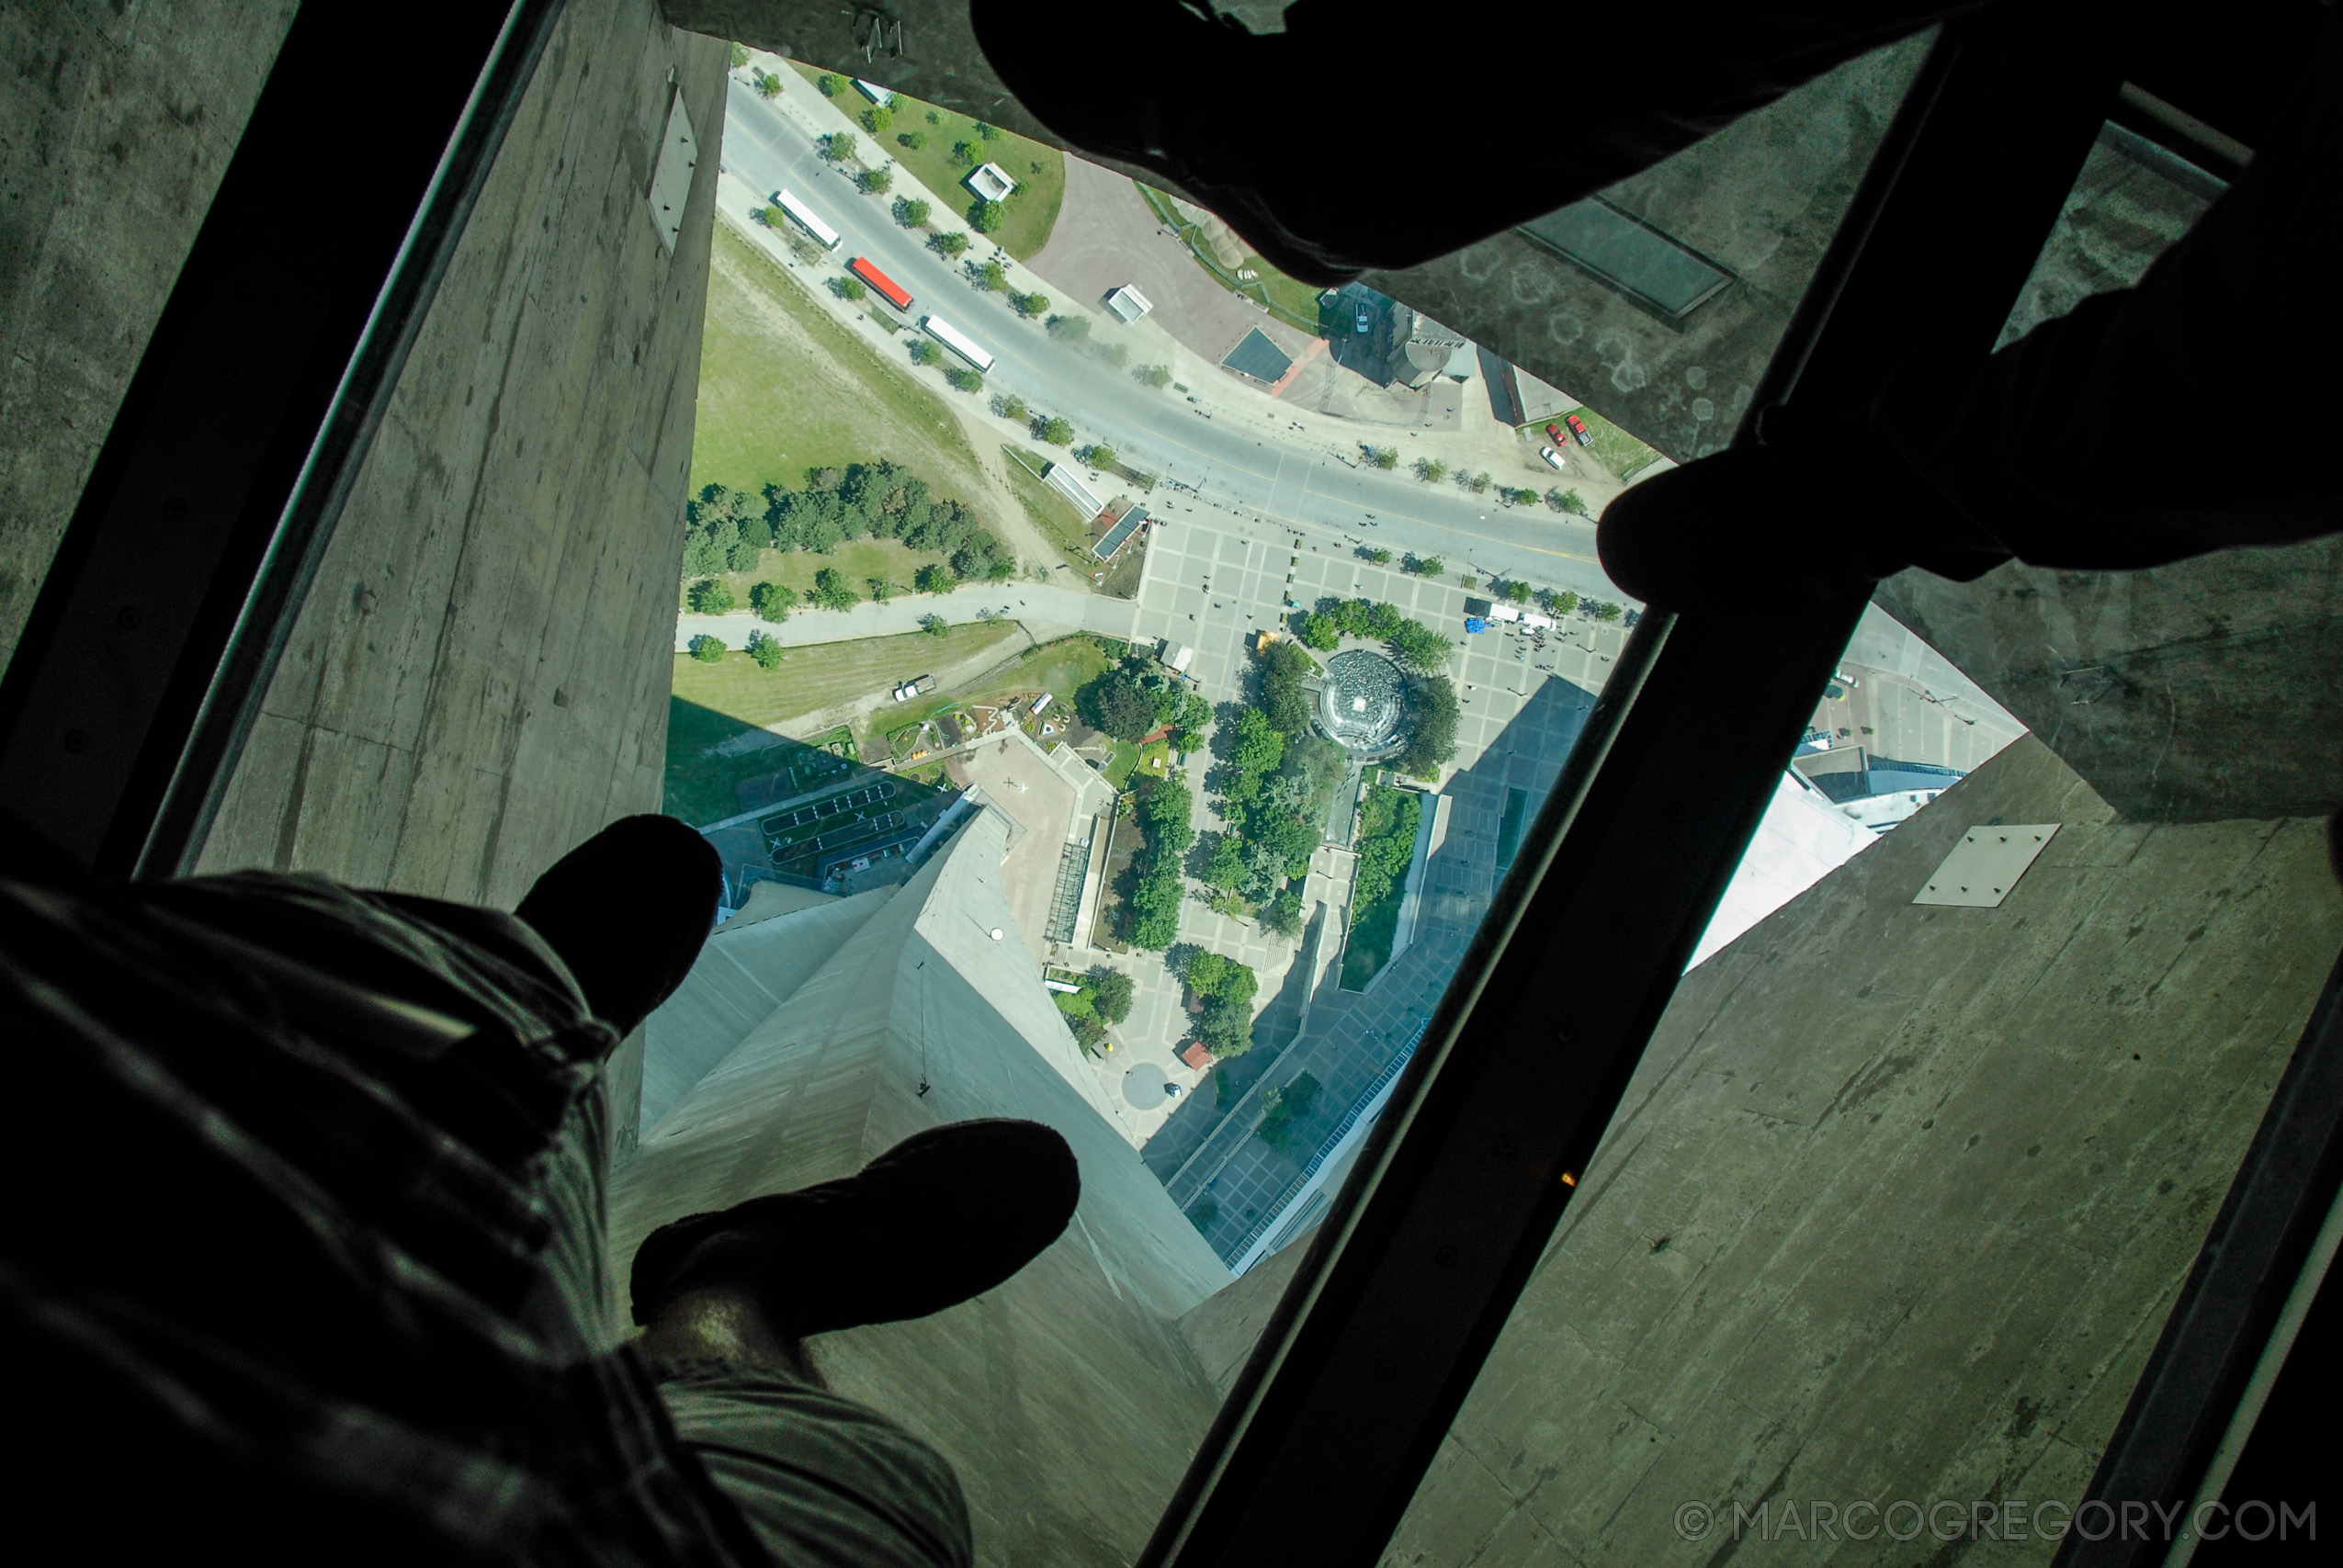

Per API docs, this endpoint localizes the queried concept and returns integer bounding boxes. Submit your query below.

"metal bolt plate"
[1914,824,2061,908]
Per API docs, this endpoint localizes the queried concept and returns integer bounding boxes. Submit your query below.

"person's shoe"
[628,1119,1081,1335]
[968,1,1365,285]
[1595,406,2008,615]
[515,814,721,1036]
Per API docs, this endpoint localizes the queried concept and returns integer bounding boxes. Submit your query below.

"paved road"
[717,78,1624,601]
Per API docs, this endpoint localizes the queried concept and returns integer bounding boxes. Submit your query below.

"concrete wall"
[0,0,297,665]
[1875,543,2343,826]
[1375,735,2343,1566]
[194,0,727,902]
[614,816,1235,1567]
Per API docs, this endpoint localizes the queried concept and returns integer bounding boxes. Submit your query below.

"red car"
[1565,412,1592,446]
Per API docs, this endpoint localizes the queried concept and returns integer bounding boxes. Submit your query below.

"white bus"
[775,188,840,251]
[919,314,994,374]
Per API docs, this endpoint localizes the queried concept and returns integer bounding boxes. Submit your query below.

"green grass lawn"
[1135,183,1325,335]
[1563,404,1667,480]
[691,222,993,512]
[882,632,1108,736]
[793,67,1064,260]
[671,621,1019,740]
[1002,446,1101,575]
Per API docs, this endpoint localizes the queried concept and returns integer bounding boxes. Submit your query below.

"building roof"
[967,162,1014,201]
[1221,327,1293,384]
[1105,285,1154,322]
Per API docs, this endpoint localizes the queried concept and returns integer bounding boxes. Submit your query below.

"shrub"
[976,120,1002,141]
[833,276,867,301]
[686,578,734,614]
[748,581,790,623]
[989,392,1028,422]
[730,42,750,67]
[1466,470,1491,493]
[898,130,927,151]
[909,339,944,367]
[951,140,981,169]
[1411,457,1448,483]
[753,71,783,99]
[920,612,948,637]
[746,630,784,670]
[859,105,891,133]
[687,635,725,663]
[944,367,984,392]
[1136,364,1173,388]
[915,564,954,594]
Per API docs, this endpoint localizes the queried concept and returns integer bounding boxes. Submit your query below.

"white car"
[1539,446,1568,470]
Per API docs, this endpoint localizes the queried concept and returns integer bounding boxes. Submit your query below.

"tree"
[909,339,944,367]
[753,71,783,100]
[857,166,892,196]
[867,578,895,603]
[1136,364,1173,389]
[1012,290,1050,318]
[944,367,983,393]
[951,140,982,169]
[1300,613,1341,651]
[1078,671,1157,741]
[1257,639,1318,739]
[892,196,930,228]
[1089,968,1134,1024]
[822,130,857,164]
[1256,1073,1322,1156]
[686,578,734,614]
[809,567,860,611]
[1258,887,1304,940]
[1592,600,1624,621]
[920,612,948,637]
[1394,676,1458,778]
[1202,834,1248,891]
[1466,470,1492,493]
[989,392,1028,423]
[746,629,784,671]
[930,230,971,258]
[914,563,955,594]
[968,198,1005,233]
[975,119,1002,141]
[1365,547,1393,564]
[833,276,868,301]
[898,130,928,151]
[976,259,1007,292]
[1081,445,1117,470]
[1036,415,1074,446]
[1506,579,1532,604]
[687,634,725,663]
[1411,457,1448,483]
[1045,314,1091,344]
[817,73,843,96]
[1547,487,1590,515]
[859,105,891,133]
[1405,555,1443,577]
[730,41,750,67]
[1366,446,1398,469]
[1388,619,1454,674]
[748,581,790,623]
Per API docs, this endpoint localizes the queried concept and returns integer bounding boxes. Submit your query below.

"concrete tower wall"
[615,816,1234,1567]
[0,1,299,664]
[189,0,725,902]
[1377,736,2343,1566]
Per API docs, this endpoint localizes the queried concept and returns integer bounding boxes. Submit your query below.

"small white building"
[1159,639,1194,675]
[852,78,893,106]
[967,162,1015,202]
[1105,285,1155,323]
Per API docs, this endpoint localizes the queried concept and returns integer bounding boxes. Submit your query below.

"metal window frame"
[0,1,2330,1562]
[0,0,569,878]
[1141,6,2139,1563]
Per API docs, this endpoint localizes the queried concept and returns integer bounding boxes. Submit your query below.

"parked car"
[1566,412,1592,446]
[1354,304,1372,334]
[1545,423,1566,443]
[1539,446,1567,470]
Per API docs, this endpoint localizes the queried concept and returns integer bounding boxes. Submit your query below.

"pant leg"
[1872,3,2343,568]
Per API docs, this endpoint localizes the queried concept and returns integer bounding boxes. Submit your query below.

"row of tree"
[1350,784,1425,916]
[1296,596,1454,674]
[1126,771,1193,953]
[682,467,1015,586]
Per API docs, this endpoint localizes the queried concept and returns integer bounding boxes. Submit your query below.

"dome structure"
[1318,649,1407,753]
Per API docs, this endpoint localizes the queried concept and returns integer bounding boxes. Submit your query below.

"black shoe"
[628,1119,1081,1335]
[515,814,721,1036]
[1594,407,2008,615]
[969,1,1365,286]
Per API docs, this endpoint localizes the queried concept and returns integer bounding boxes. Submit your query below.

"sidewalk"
[675,580,1144,651]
